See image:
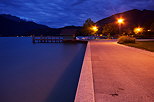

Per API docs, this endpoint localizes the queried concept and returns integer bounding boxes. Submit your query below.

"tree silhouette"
[80,18,96,36]
[102,23,118,38]
[151,23,154,32]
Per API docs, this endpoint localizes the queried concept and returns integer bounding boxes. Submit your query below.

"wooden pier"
[32,35,87,43]
[32,36,64,43]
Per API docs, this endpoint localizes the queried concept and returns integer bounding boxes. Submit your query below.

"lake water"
[0,37,87,102]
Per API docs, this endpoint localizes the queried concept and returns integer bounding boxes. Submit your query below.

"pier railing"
[32,35,75,43]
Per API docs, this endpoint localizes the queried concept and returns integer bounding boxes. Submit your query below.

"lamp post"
[117,18,124,35]
[90,26,98,36]
[134,27,143,34]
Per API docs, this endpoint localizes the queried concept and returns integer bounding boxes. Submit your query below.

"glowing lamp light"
[117,18,124,24]
[147,29,151,32]
[134,27,143,34]
[91,26,98,32]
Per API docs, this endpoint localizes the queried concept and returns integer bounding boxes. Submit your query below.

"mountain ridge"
[0,14,49,36]
[96,9,154,29]
[1,9,154,36]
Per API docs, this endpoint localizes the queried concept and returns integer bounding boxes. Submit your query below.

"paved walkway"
[90,40,154,102]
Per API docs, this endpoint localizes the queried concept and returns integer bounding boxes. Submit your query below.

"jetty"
[32,35,79,43]
[32,27,83,43]
[32,36,64,43]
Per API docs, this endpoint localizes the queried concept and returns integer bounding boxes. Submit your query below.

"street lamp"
[147,29,151,32]
[117,18,124,24]
[90,26,98,36]
[134,27,143,34]
[91,26,98,32]
[117,18,125,35]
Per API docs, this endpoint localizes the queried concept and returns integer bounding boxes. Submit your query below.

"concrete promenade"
[75,40,154,102]
[75,42,95,102]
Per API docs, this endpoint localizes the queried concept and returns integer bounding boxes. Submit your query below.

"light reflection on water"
[0,37,87,102]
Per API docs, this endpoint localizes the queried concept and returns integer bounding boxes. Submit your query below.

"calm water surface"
[0,37,87,102]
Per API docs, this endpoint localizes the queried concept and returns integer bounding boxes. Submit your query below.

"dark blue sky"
[0,0,154,28]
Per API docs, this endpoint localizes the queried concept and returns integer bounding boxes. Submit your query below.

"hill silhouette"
[28,26,82,36]
[1,9,154,37]
[0,14,82,36]
[0,14,49,36]
[96,9,154,29]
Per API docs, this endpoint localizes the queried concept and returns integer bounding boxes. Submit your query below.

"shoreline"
[74,42,95,102]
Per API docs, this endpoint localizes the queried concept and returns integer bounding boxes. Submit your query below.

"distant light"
[117,18,125,24]
[134,27,143,34]
[90,26,98,32]
[147,29,151,32]
[100,34,103,36]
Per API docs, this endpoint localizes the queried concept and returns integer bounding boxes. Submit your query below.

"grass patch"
[123,41,154,52]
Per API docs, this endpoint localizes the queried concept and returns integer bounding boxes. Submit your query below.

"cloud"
[0,0,154,27]
[71,0,88,6]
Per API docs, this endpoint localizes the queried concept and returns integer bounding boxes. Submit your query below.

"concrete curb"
[74,42,95,102]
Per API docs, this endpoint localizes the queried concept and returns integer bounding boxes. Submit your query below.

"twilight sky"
[0,0,154,28]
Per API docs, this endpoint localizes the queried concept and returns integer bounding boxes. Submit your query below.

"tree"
[81,18,96,35]
[83,18,95,27]
[123,28,134,35]
[102,23,118,38]
[150,23,154,32]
